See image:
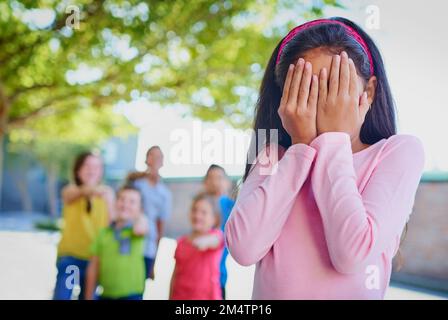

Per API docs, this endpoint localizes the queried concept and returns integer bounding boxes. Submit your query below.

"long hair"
[73,151,97,186]
[243,17,396,181]
[72,151,99,213]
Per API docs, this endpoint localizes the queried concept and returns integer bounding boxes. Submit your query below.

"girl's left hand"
[316,51,369,138]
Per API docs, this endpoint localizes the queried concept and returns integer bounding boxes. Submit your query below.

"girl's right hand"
[278,58,318,145]
[83,185,113,201]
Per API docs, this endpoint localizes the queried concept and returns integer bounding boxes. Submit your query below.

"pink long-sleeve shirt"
[225,132,425,299]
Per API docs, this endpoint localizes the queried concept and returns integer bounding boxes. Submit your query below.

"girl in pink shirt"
[170,193,224,300]
[225,17,425,299]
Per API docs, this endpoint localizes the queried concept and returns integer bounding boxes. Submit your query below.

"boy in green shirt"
[86,186,149,300]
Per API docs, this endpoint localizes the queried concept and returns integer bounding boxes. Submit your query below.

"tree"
[0,0,340,208]
[0,0,340,130]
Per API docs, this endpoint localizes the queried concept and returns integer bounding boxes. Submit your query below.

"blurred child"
[54,152,115,300]
[85,186,148,300]
[203,164,235,299]
[170,193,224,300]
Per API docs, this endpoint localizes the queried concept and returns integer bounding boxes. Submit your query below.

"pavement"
[0,230,447,300]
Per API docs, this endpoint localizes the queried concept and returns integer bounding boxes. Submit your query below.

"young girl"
[54,152,115,300]
[225,17,425,299]
[170,193,224,300]
[85,186,149,300]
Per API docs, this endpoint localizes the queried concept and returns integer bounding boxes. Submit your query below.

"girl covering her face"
[225,17,425,299]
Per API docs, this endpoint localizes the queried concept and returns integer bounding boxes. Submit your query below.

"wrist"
[309,131,351,149]
[291,136,314,145]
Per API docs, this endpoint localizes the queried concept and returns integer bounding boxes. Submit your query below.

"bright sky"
[323,0,448,173]
[119,100,252,177]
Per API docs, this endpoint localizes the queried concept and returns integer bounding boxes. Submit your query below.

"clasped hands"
[278,51,370,145]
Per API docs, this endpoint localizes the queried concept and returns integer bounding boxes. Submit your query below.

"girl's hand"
[82,185,108,198]
[192,234,221,251]
[278,58,318,145]
[317,51,369,138]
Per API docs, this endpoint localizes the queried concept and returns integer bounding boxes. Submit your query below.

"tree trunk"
[0,133,3,212]
[0,84,10,212]
[16,174,32,213]
[47,163,59,217]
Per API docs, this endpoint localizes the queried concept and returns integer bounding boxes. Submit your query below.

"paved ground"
[0,231,446,300]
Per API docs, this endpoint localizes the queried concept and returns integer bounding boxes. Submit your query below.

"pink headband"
[276,19,374,76]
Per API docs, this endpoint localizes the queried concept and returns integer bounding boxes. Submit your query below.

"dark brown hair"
[72,151,101,213]
[117,185,143,210]
[145,145,161,159]
[73,151,100,186]
[205,164,226,177]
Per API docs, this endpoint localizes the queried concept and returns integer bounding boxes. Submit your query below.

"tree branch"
[0,0,106,67]
[8,92,76,128]
[9,83,57,103]
[0,80,11,135]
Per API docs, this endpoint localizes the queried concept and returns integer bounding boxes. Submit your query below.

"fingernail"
[341,51,347,58]
[305,61,311,69]
[298,58,304,65]
[289,64,294,70]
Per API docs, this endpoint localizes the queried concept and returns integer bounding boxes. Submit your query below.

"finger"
[279,64,294,114]
[348,58,359,97]
[328,55,340,98]
[359,91,369,120]
[318,67,328,109]
[308,74,318,111]
[297,61,312,110]
[339,51,350,95]
[288,58,305,109]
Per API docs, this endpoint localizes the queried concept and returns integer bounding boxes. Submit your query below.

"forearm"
[85,258,99,300]
[104,190,116,223]
[310,133,425,273]
[311,133,369,272]
[62,185,87,204]
[225,143,316,266]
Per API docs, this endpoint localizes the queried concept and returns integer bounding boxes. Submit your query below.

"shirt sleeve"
[310,132,425,274]
[225,143,317,266]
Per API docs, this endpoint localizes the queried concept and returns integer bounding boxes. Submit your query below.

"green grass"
[34,219,61,232]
